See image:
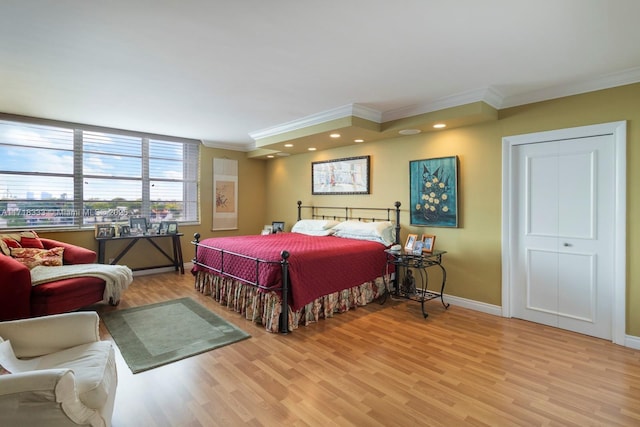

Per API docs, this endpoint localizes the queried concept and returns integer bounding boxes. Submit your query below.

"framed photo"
[95,224,114,238]
[421,234,436,253]
[262,225,273,235]
[311,155,370,195]
[120,225,131,237]
[160,221,179,234]
[409,156,458,227]
[272,221,285,233]
[129,217,148,234]
[412,240,424,255]
[404,233,418,251]
[149,222,160,235]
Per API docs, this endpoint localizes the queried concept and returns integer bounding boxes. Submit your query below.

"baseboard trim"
[624,334,640,350]
[443,294,502,317]
[444,294,640,349]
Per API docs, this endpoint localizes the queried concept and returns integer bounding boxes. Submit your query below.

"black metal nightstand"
[383,249,449,318]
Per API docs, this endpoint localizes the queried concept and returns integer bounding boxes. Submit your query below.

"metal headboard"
[296,200,402,245]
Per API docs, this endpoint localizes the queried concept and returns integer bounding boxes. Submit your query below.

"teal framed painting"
[409,156,459,227]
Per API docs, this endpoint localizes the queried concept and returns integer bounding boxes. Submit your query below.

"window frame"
[0,113,200,231]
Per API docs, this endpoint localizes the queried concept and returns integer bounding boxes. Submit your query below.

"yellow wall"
[265,83,640,336]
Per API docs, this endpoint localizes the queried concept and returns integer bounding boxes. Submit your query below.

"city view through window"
[0,119,199,230]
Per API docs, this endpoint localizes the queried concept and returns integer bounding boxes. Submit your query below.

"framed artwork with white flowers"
[409,156,458,227]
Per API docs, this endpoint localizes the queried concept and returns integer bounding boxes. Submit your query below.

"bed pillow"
[291,219,340,233]
[293,229,336,236]
[333,220,396,246]
[10,247,64,269]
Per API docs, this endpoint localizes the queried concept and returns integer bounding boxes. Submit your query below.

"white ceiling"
[1,0,639,151]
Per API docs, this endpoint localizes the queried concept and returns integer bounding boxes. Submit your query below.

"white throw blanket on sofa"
[30,264,133,303]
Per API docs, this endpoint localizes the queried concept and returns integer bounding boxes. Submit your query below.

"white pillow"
[333,220,396,246]
[291,219,340,233]
[293,229,335,236]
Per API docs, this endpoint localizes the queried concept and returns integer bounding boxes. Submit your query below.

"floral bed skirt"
[194,271,388,333]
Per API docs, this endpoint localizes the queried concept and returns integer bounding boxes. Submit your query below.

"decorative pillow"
[0,231,43,255]
[291,219,340,233]
[333,220,396,246]
[0,237,22,255]
[10,247,64,269]
[20,233,44,249]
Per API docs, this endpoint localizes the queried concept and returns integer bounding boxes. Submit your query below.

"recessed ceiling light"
[433,123,446,129]
[267,155,274,158]
[329,133,341,138]
[284,143,293,147]
[308,147,317,151]
[398,129,421,135]
[354,139,364,143]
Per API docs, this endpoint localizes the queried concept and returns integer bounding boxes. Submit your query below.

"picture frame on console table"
[120,225,131,237]
[160,221,179,234]
[129,217,147,235]
[95,224,114,238]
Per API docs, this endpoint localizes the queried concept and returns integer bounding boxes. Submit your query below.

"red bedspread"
[193,233,389,310]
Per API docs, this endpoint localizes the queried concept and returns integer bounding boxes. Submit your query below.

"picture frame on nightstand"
[421,234,436,253]
[404,233,418,251]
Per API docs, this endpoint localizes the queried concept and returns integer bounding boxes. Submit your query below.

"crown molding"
[244,67,640,152]
[249,103,382,141]
[500,66,640,108]
[381,86,503,122]
[200,139,256,151]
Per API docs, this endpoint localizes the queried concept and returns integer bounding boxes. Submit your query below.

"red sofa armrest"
[39,238,97,265]
[0,254,32,321]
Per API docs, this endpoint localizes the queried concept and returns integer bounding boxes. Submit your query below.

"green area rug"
[101,297,250,373]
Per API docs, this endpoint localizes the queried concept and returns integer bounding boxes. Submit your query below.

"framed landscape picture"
[311,156,370,195]
[409,156,459,227]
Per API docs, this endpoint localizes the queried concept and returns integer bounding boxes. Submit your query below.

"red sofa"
[0,233,110,321]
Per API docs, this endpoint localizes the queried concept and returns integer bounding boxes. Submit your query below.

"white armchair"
[0,312,117,427]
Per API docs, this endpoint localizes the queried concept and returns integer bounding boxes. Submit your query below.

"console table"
[383,249,449,318]
[96,233,184,274]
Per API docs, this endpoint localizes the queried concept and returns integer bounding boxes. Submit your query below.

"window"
[0,116,199,230]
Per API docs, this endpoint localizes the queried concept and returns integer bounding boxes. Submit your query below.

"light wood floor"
[94,271,640,427]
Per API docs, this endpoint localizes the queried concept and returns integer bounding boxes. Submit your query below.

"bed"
[191,201,401,333]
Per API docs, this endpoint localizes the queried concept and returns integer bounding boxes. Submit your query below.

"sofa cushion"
[10,247,64,269]
[36,341,115,410]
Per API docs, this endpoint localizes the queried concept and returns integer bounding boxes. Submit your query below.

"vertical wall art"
[409,156,459,227]
[212,158,238,230]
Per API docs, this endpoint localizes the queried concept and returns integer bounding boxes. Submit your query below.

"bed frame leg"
[279,250,290,334]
